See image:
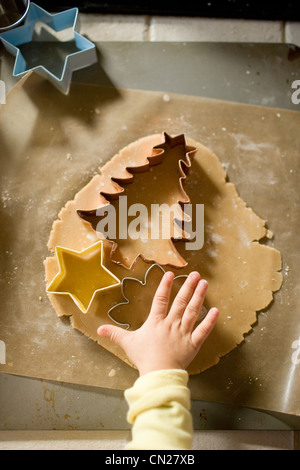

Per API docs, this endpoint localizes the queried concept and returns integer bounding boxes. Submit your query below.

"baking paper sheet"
[0,73,299,415]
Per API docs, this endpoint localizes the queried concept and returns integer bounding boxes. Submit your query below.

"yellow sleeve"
[124,369,193,450]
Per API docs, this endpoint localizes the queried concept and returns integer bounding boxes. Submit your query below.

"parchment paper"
[0,73,299,416]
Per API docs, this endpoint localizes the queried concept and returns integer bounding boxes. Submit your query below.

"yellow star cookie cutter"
[46,241,120,313]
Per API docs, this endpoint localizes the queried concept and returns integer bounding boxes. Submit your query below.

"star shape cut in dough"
[0,3,97,94]
[47,241,120,313]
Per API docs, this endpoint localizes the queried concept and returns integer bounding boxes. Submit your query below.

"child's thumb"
[97,324,128,349]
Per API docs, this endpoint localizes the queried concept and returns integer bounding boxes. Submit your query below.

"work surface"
[0,42,300,430]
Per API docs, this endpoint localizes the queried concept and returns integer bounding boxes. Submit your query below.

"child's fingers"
[181,279,208,333]
[191,308,219,351]
[168,272,201,322]
[97,324,129,350]
[149,271,174,318]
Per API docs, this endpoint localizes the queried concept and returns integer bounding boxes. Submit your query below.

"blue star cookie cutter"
[0,3,98,94]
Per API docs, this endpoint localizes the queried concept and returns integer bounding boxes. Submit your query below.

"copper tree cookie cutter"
[77,132,197,269]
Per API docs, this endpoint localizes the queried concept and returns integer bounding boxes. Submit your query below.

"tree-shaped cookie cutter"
[78,133,197,268]
[107,263,207,329]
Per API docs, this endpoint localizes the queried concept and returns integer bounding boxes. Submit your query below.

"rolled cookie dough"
[45,133,282,374]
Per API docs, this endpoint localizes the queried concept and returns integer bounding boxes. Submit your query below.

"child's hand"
[97,271,219,376]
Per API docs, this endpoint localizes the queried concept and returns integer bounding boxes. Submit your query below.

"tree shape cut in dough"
[77,133,196,268]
